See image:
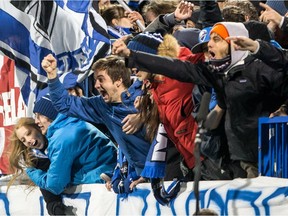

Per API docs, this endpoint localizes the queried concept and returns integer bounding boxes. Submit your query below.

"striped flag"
[0,0,110,110]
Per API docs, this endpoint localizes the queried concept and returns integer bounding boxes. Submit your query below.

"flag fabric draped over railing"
[0,0,111,174]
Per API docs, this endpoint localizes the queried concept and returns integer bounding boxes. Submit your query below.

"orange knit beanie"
[210,24,230,43]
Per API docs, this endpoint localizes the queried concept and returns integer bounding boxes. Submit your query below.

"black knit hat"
[244,20,272,42]
[127,32,163,54]
[186,9,200,25]
[33,94,58,121]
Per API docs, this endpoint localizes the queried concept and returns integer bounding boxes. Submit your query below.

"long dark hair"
[138,34,180,143]
[138,78,160,143]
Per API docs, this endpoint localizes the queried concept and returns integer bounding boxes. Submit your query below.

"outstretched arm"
[227,36,260,53]
[228,36,288,72]
[113,38,211,85]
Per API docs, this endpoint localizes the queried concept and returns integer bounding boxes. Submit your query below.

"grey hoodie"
[220,22,249,72]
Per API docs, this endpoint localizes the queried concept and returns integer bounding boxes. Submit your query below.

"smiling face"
[34,113,52,135]
[207,32,230,60]
[16,125,46,150]
[94,69,122,103]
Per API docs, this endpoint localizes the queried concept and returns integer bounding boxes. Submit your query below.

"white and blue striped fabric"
[0,0,110,112]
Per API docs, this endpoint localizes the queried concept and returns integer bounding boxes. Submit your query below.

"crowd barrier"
[1,177,288,215]
[258,116,288,178]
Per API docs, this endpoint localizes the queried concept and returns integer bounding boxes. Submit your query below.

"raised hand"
[41,54,58,79]
[259,2,282,32]
[174,1,194,22]
[127,11,145,26]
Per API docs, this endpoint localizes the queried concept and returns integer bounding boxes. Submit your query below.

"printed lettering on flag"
[0,56,27,174]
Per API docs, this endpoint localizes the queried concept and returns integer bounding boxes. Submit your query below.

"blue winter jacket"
[26,114,117,195]
[48,77,151,176]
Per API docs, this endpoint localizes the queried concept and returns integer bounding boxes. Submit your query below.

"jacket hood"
[46,113,79,138]
[214,22,249,70]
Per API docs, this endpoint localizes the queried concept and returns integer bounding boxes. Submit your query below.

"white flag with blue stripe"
[0,0,110,113]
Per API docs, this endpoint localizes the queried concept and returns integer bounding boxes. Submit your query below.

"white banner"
[1,176,288,215]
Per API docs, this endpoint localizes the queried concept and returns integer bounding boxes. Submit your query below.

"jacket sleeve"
[48,77,103,124]
[127,51,212,87]
[144,13,182,34]
[198,0,223,28]
[281,16,288,34]
[26,136,75,195]
[254,40,288,73]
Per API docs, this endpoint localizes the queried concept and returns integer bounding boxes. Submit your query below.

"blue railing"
[258,116,288,178]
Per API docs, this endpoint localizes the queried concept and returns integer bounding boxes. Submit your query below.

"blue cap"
[191,27,212,54]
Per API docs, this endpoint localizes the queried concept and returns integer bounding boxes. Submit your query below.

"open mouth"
[209,50,216,60]
[99,89,109,100]
[31,140,38,147]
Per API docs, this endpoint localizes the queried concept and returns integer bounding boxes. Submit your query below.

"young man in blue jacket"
[41,54,151,195]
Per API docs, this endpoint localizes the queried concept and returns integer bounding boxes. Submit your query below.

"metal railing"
[258,116,288,178]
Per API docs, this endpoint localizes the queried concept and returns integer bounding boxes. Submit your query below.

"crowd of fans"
[5,0,288,214]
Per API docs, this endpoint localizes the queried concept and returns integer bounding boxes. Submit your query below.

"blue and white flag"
[0,0,110,114]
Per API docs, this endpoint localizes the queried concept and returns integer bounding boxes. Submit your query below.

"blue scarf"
[141,124,168,178]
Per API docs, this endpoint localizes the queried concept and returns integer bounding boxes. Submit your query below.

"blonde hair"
[7,117,43,190]
[158,34,180,58]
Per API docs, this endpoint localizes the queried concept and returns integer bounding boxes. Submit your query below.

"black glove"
[46,201,67,215]
[151,178,183,206]
[151,178,169,206]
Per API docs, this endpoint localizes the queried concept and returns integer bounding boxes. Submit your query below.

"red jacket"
[150,47,203,168]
